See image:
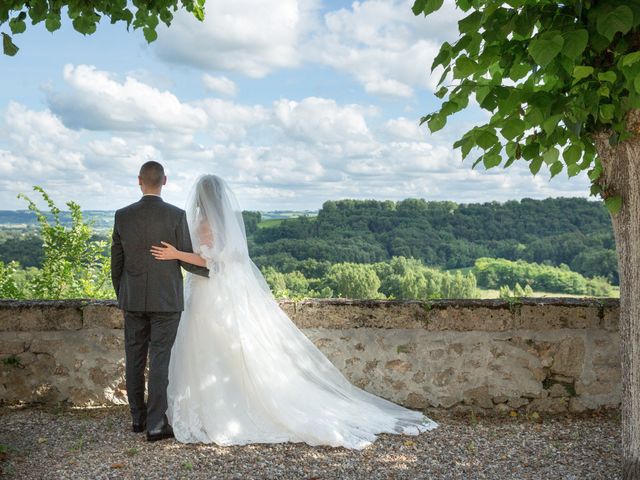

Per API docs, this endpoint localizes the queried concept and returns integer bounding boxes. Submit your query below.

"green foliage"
[475,257,613,296]
[413,0,640,214]
[0,261,22,299]
[250,197,618,284]
[260,256,482,300]
[242,211,262,235]
[261,266,332,300]
[374,256,479,300]
[499,282,534,299]
[325,262,383,299]
[1,0,206,56]
[1,187,113,299]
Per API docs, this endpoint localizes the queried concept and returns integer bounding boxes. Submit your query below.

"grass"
[475,288,619,299]
[257,215,317,229]
[257,218,285,229]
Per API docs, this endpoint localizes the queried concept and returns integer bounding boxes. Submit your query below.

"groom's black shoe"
[146,425,175,442]
[132,422,146,433]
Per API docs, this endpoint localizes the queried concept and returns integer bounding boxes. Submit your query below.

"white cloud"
[383,117,425,141]
[308,0,462,97]
[202,74,238,97]
[48,64,208,133]
[0,64,592,211]
[272,97,374,147]
[201,98,268,141]
[155,0,319,77]
[151,0,459,98]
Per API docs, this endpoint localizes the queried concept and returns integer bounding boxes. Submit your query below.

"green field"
[476,288,620,299]
[258,218,285,229]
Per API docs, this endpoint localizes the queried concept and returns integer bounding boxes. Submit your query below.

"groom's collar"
[141,194,163,202]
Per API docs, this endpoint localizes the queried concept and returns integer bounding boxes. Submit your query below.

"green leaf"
[412,0,443,16]
[509,62,531,81]
[542,115,561,136]
[193,5,205,21]
[622,51,640,67]
[143,27,158,43]
[528,32,564,68]
[412,0,427,15]
[549,160,563,178]
[483,151,502,169]
[605,195,622,215]
[477,130,498,150]
[596,6,633,41]
[431,43,451,72]
[561,30,588,60]
[599,104,615,122]
[501,117,525,140]
[529,157,543,175]
[572,66,594,82]
[567,163,582,177]
[9,18,26,35]
[453,55,478,79]
[542,147,559,165]
[634,77,640,94]
[454,134,475,160]
[2,33,18,56]
[434,86,448,99]
[427,113,446,133]
[458,11,482,34]
[45,15,62,32]
[597,71,617,83]
[503,156,517,168]
[563,144,582,165]
[522,143,540,160]
[588,162,603,181]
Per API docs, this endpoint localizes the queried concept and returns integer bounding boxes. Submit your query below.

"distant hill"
[0,209,318,230]
[247,197,618,285]
[0,198,618,285]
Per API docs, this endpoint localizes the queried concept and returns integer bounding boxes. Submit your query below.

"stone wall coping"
[0,297,621,308]
[0,297,620,332]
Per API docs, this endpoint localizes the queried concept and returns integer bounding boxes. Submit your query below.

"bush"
[0,187,113,299]
[473,257,613,296]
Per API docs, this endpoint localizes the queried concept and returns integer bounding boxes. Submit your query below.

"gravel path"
[0,405,620,479]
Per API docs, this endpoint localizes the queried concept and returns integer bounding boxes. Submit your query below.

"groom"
[111,161,209,441]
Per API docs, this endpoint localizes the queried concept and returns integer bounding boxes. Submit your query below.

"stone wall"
[0,298,621,413]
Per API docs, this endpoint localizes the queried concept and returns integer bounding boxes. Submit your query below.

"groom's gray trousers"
[123,311,181,432]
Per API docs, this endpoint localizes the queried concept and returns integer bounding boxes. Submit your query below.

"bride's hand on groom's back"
[151,241,179,261]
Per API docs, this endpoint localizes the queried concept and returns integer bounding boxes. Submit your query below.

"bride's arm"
[150,241,207,267]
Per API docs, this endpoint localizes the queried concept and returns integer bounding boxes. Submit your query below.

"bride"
[150,174,438,449]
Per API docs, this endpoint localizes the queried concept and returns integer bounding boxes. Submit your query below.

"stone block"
[463,386,494,409]
[83,305,123,329]
[527,396,568,413]
[0,307,42,331]
[551,336,585,377]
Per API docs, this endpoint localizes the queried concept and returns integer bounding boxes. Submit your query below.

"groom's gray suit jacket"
[110,195,209,311]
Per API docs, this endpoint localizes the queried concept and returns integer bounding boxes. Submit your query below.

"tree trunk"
[594,112,640,479]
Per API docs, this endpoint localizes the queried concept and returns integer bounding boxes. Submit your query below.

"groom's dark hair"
[139,161,165,188]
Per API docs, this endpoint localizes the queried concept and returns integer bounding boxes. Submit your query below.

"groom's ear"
[163,176,167,186]
[138,176,143,186]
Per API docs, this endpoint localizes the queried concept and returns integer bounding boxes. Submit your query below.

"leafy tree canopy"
[1,0,205,56]
[412,0,640,214]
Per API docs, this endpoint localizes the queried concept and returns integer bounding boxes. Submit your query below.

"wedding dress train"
[166,175,438,449]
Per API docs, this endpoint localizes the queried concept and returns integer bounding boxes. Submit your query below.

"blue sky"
[0,0,591,211]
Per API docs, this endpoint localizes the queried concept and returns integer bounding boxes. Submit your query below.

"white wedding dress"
[166,175,438,449]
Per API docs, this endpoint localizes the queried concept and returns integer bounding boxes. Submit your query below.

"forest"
[249,197,618,284]
[0,193,618,300]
